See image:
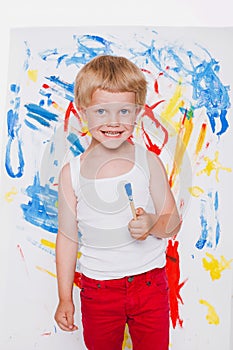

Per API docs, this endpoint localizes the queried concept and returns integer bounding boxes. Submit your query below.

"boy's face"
[83,89,139,149]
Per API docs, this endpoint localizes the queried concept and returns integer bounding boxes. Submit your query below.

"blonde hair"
[74,55,147,108]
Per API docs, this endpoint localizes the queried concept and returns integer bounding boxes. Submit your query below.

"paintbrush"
[124,182,137,220]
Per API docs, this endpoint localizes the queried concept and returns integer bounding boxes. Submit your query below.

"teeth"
[104,131,121,136]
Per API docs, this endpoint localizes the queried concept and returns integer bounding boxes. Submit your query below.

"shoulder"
[146,149,167,178]
[59,162,72,185]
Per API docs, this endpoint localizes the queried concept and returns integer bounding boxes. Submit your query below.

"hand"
[128,207,156,240]
[54,300,78,332]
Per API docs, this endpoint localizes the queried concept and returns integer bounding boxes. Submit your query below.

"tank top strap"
[69,155,81,196]
[134,143,150,180]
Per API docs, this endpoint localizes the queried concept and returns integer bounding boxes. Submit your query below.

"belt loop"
[97,280,106,288]
[145,269,151,281]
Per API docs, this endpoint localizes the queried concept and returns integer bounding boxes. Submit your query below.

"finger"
[136,207,145,216]
[57,316,78,332]
[66,313,76,330]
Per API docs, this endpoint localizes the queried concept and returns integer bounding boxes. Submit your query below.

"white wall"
[0,1,233,349]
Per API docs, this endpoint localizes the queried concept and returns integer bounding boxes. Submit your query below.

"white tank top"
[69,143,167,280]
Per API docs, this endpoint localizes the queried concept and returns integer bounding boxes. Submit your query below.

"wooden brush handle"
[130,201,137,220]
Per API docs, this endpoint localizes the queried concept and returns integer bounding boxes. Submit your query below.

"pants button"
[128,276,134,282]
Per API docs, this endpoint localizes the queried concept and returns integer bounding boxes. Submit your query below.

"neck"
[86,139,132,158]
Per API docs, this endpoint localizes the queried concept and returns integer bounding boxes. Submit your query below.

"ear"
[78,107,87,122]
[135,105,143,116]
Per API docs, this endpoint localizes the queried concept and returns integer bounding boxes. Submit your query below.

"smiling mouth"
[102,131,123,137]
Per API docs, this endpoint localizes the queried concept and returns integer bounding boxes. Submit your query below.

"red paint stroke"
[166,239,187,328]
[64,101,82,132]
[154,72,164,94]
[41,332,52,336]
[141,101,168,155]
[74,271,82,289]
[141,68,163,95]
[42,84,50,89]
[142,123,161,155]
[17,244,25,260]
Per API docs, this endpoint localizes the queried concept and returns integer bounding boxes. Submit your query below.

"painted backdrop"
[1,26,233,350]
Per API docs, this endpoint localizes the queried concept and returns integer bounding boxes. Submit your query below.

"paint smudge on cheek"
[202,252,233,280]
[199,299,220,325]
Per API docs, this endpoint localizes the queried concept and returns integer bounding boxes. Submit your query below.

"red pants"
[80,267,170,350]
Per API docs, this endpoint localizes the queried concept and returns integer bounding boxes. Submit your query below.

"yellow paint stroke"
[202,252,233,280]
[169,115,193,187]
[41,238,56,249]
[28,69,38,82]
[52,101,65,113]
[40,238,81,259]
[197,150,232,182]
[122,324,132,349]
[36,266,57,278]
[5,187,18,202]
[188,186,204,197]
[199,299,219,325]
[134,119,141,138]
[195,122,207,157]
[160,82,185,132]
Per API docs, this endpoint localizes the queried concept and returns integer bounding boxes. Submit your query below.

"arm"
[128,151,182,240]
[54,163,79,331]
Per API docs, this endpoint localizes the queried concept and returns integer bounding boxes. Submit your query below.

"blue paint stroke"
[67,132,85,156]
[39,48,59,61]
[45,76,74,95]
[23,41,31,71]
[24,103,58,128]
[21,172,58,233]
[66,34,113,67]
[5,84,25,178]
[130,38,231,136]
[27,237,56,257]
[214,191,221,246]
[196,191,221,250]
[195,200,208,250]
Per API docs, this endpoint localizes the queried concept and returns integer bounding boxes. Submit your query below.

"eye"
[120,109,129,115]
[96,108,106,115]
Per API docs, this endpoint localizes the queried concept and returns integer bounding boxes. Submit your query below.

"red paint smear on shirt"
[166,239,187,328]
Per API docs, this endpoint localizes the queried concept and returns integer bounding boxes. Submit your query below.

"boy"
[54,55,181,350]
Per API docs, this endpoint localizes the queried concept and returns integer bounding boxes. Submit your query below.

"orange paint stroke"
[195,122,207,157]
[169,112,193,187]
[202,252,233,280]
[197,150,232,182]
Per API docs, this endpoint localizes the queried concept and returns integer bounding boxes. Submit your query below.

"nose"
[106,111,120,126]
